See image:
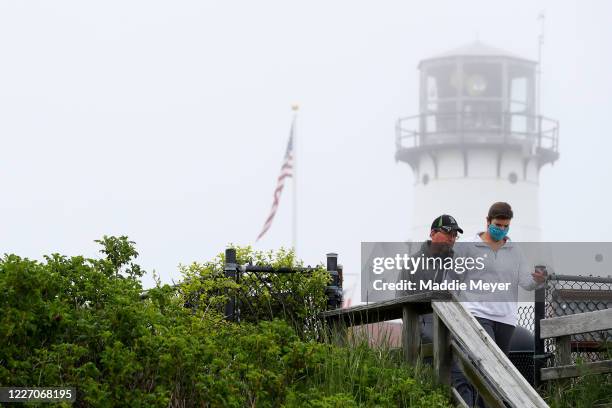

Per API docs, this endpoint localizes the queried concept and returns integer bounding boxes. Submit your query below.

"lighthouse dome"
[421,40,535,64]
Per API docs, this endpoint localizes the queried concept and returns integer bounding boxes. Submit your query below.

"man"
[461,202,546,348]
[396,214,464,346]
[453,202,546,407]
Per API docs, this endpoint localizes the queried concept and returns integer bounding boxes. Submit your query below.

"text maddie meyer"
[372,279,512,293]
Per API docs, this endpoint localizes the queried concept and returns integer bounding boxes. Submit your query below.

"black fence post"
[533,284,546,387]
[326,253,342,310]
[225,248,237,321]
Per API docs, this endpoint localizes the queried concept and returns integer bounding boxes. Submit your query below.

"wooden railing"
[320,291,548,408]
[539,308,612,381]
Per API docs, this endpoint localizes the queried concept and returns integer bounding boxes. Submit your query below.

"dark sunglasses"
[435,227,459,237]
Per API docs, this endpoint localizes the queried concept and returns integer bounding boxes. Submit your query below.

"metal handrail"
[547,274,612,284]
[396,111,559,154]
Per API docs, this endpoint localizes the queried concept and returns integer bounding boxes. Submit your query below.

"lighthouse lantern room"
[396,41,559,240]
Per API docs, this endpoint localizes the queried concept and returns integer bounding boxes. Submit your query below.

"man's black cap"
[431,214,464,234]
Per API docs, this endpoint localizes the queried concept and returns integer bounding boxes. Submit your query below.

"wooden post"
[433,311,451,386]
[556,336,571,366]
[402,306,420,365]
[555,335,572,398]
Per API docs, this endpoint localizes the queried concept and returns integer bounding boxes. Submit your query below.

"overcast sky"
[1,1,610,298]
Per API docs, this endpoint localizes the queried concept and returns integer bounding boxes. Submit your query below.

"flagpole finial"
[291,104,299,111]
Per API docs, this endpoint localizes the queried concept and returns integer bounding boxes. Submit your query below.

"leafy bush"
[178,246,330,338]
[0,236,451,407]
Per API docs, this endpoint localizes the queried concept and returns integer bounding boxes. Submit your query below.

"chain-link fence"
[514,275,612,386]
[517,304,535,332]
[543,274,612,365]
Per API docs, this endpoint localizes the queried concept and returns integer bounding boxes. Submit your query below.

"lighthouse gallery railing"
[396,111,559,154]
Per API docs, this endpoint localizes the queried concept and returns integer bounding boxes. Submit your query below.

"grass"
[316,320,611,408]
[543,351,612,408]
[287,320,453,407]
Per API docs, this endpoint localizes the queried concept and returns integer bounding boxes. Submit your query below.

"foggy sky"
[1,0,610,298]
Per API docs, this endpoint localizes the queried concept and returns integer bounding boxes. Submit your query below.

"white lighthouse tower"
[396,42,559,240]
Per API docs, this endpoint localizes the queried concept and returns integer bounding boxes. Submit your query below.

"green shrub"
[0,236,451,407]
[178,245,330,337]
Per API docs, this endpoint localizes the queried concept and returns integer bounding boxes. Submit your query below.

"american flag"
[256,121,294,241]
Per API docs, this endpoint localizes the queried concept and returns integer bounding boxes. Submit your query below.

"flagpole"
[537,11,545,119]
[291,104,299,256]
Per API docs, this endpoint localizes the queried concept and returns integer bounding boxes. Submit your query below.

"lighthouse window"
[427,76,438,108]
[509,64,534,114]
[508,172,518,184]
[426,64,455,100]
[510,77,527,110]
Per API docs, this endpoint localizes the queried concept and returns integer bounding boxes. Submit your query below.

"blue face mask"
[488,224,509,241]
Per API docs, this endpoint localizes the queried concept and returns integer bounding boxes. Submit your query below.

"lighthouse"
[396,41,559,241]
